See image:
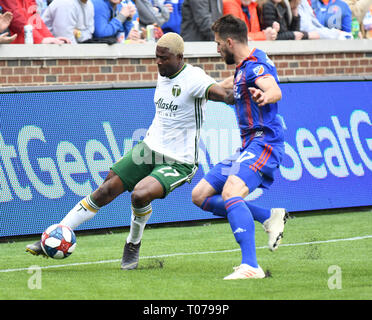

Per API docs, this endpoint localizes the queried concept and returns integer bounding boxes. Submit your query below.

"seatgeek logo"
[279,109,372,181]
[200,105,372,201]
[0,110,371,204]
[0,122,139,202]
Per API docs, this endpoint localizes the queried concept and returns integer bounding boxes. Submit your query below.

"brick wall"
[1,52,372,87]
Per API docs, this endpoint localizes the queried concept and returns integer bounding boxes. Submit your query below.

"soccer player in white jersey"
[26,32,232,270]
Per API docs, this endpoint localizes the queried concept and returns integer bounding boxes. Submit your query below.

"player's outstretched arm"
[207,83,235,105]
[218,75,234,90]
[249,76,282,107]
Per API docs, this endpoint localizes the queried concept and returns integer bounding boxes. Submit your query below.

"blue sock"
[201,195,227,217]
[244,202,271,224]
[225,197,258,268]
[201,195,271,223]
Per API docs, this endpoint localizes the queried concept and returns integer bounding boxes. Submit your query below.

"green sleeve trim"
[205,83,215,100]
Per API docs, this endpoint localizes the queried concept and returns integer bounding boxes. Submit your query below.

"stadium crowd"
[0,0,371,44]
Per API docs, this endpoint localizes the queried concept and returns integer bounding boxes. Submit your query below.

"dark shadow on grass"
[136,259,165,270]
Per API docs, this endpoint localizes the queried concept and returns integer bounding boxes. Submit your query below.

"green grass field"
[1,208,371,301]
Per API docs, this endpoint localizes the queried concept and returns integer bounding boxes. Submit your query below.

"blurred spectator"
[343,0,372,38]
[161,0,183,34]
[36,0,49,14]
[223,0,278,40]
[42,0,95,44]
[362,4,372,37]
[0,10,17,43]
[181,0,223,41]
[311,0,352,32]
[0,0,71,43]
[298,0,352,38]
[134,0,170,29]
[345,0,372,23]
[91,0,140,42]
[261,0,308,39]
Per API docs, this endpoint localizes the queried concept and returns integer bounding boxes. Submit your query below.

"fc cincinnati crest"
[253,65,265,76]
[172,85,181,97]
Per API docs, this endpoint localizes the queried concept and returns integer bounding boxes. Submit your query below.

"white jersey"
[144,64,216,164]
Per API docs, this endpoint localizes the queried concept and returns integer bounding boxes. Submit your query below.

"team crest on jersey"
[253,65,265,76]
[172,85,181,97]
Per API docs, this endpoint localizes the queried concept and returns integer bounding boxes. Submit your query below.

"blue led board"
[1,81,371,236]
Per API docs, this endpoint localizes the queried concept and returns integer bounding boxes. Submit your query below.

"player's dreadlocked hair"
[212,14,248,44]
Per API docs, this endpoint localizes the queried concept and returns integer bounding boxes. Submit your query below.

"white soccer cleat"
[223,264,266,280]
[263,208,289,251]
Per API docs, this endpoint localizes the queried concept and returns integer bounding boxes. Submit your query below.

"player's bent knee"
[131,188,151,208]
[221,176,249,201]
[191,179,216,208]
[191,187,204,207]
[221,188,233,201]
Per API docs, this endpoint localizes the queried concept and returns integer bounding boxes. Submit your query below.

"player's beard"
[223,49,235,65]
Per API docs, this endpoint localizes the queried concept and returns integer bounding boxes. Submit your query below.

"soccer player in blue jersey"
[192,14,288,280]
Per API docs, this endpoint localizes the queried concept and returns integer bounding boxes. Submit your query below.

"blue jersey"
[204,48,285,191]
[233,47,284,149]
[311,0,352,32]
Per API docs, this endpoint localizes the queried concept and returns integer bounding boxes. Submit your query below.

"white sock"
[60,195,100,230]
[126,203,152,245]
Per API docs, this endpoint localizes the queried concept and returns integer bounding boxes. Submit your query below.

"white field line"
[1,234,372,273]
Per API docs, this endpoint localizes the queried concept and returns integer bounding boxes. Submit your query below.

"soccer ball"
[41,224,76,259]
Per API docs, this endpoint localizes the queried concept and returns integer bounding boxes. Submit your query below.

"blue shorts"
[204,139,283,194]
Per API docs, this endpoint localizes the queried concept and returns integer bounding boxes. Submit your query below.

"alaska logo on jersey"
[172,85,181,97]
[253,65,265,76]
[155,98,178,111]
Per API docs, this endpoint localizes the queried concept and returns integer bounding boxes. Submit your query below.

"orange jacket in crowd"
[223,0,266,40]
[0,0,54,43]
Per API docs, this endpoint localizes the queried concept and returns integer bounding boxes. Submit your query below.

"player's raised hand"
[249,87,267,107]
